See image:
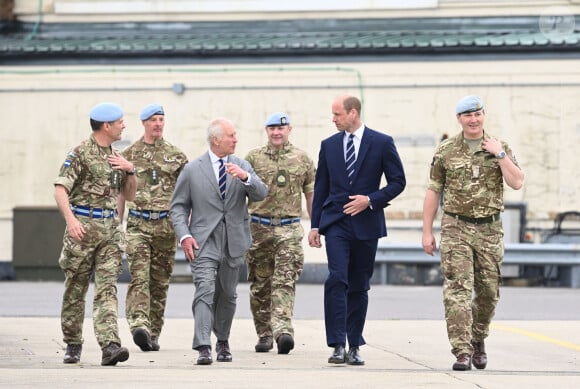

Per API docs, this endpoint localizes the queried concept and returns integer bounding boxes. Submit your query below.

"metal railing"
[173,242,580,287]
[374,242,580,287]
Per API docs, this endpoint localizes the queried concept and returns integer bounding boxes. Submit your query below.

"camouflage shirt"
[246,142,315,217]
[122,136,188,210]
[54,135,124,209]
[428,131,519,218]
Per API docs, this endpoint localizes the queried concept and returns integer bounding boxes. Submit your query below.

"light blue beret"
[140,103,165,121]
[264,112,290,127]
[89,103,123,122]
[456,95,484,114]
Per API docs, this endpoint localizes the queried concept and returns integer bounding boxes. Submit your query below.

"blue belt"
[251,215,300,226]
[129,209,169,221]
[70,204,117,219]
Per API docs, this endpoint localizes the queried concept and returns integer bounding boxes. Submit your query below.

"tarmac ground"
[0,282,579,388]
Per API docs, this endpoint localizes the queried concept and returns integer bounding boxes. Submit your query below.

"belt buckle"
[150,212,160,220]
[270,217,281,226]
[102,209,111,218]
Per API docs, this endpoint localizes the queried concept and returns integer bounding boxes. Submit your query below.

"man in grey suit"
[170,118,268,366]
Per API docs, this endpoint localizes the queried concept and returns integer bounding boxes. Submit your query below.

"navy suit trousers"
[323,217,378,348]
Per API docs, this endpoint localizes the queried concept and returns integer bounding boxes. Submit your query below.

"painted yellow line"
[492,323,580,351]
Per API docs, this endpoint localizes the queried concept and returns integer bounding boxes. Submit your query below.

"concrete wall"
[1,59,580,263]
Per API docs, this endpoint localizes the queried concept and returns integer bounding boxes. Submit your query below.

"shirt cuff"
[179,234,193,245]
[367,196,373,210]
[241,173,252,185]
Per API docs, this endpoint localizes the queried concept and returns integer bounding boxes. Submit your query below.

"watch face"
[498,151,506,159]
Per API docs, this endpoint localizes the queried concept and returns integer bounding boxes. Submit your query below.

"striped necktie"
[345,133,356,184]
[218,159,226,200]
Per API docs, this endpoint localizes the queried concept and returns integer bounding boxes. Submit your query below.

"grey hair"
[206,118,233,145]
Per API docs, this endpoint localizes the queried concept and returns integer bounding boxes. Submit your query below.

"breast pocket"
[481,157,503,190]
[445,161,469,191]
[81,163,112,196]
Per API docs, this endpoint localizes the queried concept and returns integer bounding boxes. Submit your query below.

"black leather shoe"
[452,353,472,371]
[63,343,82,364]
[196,346,213,365]
[151,335,160,352]
[328,345,346,364]
[216,340,232,362]
[471,340,487,369]
[346,346,365,366]
[276,334,294,355]
[132,328,153,351]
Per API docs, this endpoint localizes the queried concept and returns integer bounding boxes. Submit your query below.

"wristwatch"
[126,166,136,175]
[496,150,506,159]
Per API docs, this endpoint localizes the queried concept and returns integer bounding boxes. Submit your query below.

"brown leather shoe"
[452,353,471,371]
[255,336,273,352]
[196,346,213,365]
[216,340,232,362]
[101,343,129,366]
[472,340,487,369]
[63,344,82,364]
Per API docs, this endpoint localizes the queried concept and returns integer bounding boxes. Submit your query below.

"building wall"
[3,0,580,262]
[1,59,579,262]
[13,0,580,22]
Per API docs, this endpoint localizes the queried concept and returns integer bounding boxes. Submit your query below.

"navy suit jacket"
[311,127,406,240]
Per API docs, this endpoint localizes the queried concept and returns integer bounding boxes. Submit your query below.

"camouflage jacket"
[245,142,315,217]
[122,137,188,210]
[54,135,123,209]
[428,131,519,218]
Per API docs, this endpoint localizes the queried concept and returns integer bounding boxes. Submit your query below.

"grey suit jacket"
[170,152,268,259]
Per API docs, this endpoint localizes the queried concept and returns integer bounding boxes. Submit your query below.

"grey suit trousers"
[190,222,243,350]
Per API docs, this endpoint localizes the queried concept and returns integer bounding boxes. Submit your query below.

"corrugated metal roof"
[0,16,579,64]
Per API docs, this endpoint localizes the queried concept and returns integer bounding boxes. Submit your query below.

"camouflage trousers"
[246,222,304,340]
[59,217,123,348]
[440,214,504,357]
[125,216,176,337]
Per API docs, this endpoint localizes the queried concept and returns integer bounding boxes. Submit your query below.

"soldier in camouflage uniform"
[117,104,188,352]
[422,95,524,371]
[54,102,136,366]
[245,112,315,354]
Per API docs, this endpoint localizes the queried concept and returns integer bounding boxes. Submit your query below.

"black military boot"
[151,335,160,351]
[472,340,487,369]
[132,327,153,351]
[255,336,273,352]
[276,334,294,355]
[63,344,82,364]
[101,342,129,366]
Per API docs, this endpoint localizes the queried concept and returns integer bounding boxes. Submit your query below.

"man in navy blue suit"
[308,94,406,365]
